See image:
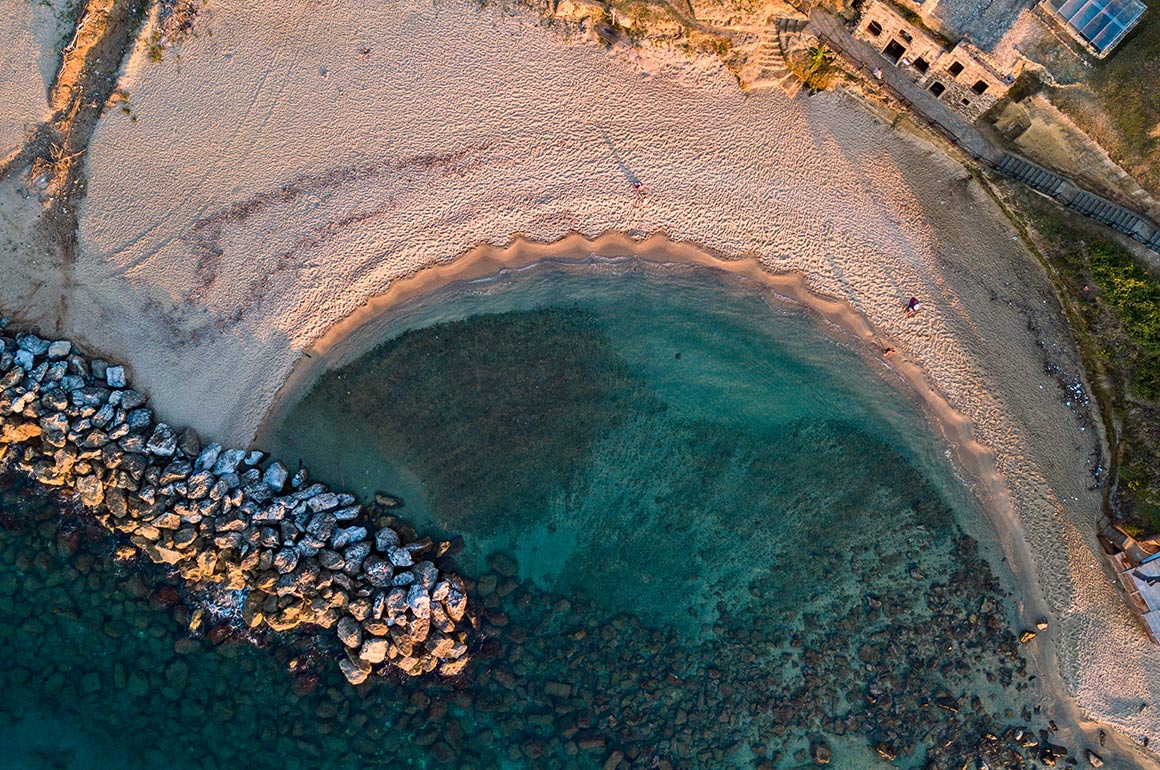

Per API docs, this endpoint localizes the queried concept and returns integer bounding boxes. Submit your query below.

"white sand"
[0,0,56,160]
[2,0,1160,761]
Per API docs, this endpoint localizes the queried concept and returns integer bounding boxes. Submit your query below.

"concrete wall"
[855,1,1012,121]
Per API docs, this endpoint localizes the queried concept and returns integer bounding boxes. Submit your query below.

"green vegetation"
[1089,243,1160,400]
[1013,189,1160,535]
[146,35,165,63]
[804,43,835,91]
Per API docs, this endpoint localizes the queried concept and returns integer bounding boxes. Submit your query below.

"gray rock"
[80,430,110,449]
[263,461,289,492]
[39,413,69,448]
[811,739,832,765]
[45,361,66,382]
[159,460,192,485]
[387,546,414,568]
[283,483,324,505]
[119,433,146,453]
[426,633,457,659]
[252,502,285,523]
[290,466,308,489]
[57,374,84,391]
[384,588,408,618]
[145,423,178,457]
[306,512,337,542]
[443,587,467,622]
[120,389,147,410]
[364,557,394,587]
[332,526,367,550]
[16,334,49,355]
[243,450,265,467]
[318,549,345,570]
[40,388,68,412]
[333,504,361,521]
[391,571,416,587]
[105,365,126,388]
[173,527,198,549]
[439,657,468,676]
[91,403,116,428]
[212,448,246,475]
[406,584,432,619]
[90,359,108,380]
[178,428,200,458]
[47,340,71,359]
[375,527,400,551]
[274,548,298,574]
[307,492,339,513]
[125,408,152,431]
[414,560,439,589]
[14,349,34,370]
[185,471,213,500]
[337,617,362,648]
[342,542,370,573]
[194,443,222,471]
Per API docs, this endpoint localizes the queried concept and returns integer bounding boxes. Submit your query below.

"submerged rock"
[339,656,371,686]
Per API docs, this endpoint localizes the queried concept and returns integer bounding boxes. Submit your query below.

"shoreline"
[3,0,1159,757]
[257,230,1158,768]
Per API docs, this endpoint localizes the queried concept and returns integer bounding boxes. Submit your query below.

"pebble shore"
[0,321,471,682]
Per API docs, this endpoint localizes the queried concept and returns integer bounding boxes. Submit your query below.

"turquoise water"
[0,259,1049,769]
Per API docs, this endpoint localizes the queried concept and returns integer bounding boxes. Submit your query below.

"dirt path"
[0,0,149,328]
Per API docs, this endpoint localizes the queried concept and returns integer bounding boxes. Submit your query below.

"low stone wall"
[0,321,471,683]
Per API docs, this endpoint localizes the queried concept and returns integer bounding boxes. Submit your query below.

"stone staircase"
[748,16,810,96]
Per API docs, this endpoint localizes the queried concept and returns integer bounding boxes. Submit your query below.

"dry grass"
[1049,12,1160,196]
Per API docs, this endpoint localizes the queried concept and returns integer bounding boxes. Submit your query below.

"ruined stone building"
[854,0,1013,121]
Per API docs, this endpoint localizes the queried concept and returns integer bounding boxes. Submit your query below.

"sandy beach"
[0,2,53,161]
[2,0,1160,760]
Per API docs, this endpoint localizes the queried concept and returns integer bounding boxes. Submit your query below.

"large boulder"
[359,637,389,665]
[339,657,370,686]
[337,616,362,649]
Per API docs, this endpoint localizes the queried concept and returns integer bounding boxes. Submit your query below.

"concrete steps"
[748,16,810,97]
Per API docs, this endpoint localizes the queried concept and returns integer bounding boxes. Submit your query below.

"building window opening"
[948,61,964,76]
[883,39,907,63]
[867,20,883,36]
[928,81,946,96]
[961,97,971,106]
[971,79,989,94]
[901,30,913,42]
[913,57,929,73]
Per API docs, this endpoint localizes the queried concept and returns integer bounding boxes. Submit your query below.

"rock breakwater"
[0,321,471,682]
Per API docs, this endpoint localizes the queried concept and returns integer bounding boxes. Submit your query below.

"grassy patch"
[1015,190,1160,534]
[1088,242,1160,399]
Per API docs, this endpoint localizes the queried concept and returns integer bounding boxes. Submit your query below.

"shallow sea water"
[0,260,1048,769]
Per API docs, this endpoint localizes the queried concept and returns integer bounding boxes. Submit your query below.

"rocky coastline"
[0,320,471,683]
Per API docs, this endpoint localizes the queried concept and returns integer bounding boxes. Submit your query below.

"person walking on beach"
[905,296,919,316]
